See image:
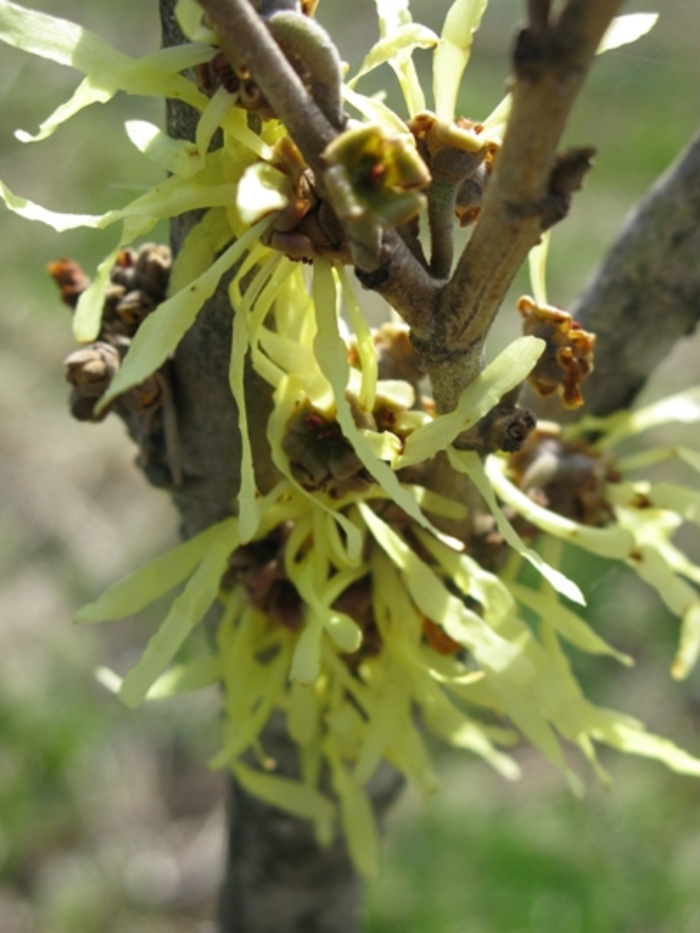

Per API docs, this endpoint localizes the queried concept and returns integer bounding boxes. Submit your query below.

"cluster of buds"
[50,244,172,422]
[101,245,171,340]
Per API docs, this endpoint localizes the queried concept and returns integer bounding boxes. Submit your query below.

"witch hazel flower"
[1,0,696,878]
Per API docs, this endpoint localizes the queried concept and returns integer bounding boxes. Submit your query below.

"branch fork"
[197,0,618,437]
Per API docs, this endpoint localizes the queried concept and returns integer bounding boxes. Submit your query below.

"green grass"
[366,756,700,933]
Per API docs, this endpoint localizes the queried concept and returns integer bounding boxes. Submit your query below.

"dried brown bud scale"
[518,296,595,408]
[47,258,90,309]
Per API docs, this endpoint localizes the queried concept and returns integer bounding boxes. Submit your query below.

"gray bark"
[531,130,700,419]
[160,4,242,537]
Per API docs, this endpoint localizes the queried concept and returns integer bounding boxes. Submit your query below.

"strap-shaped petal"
[119,520,240,708]
[313,260,462,548]
[433,0,488,122]
[75,517,237,623]
[349,23,438,89]
[448,447,585,603]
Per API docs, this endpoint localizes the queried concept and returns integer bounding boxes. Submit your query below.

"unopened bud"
[64,342,120,394]
[64,342,120,422]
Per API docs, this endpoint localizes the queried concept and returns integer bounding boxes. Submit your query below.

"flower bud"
[64,342,120,421]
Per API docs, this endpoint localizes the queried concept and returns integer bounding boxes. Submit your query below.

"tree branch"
[198,0,336,175]
[199,0,444,312]
[430,0,624,413]
[567,129,700,416]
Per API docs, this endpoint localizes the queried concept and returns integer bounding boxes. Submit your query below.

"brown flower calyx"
[456,386,536,457]
[408,112,496,227]
[258,136,350,263]
[49,244,172,341]
[408,113,491,162]
[224,531,381,661]
[422,617,461,656]
[509,422,617,527]
[454,160,492,227]
[223,524,304,630]
[196,51,276,118]
[333,576,383,667]
[282,402,372,496]
[350,325,430,434]
[518,296,595,409]
[371,322,424,388]
[64,342,120,422]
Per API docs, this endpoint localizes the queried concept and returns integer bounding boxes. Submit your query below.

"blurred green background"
[0,2,699,931]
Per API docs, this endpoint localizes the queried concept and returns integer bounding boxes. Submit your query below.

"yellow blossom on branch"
[0,0,691,882]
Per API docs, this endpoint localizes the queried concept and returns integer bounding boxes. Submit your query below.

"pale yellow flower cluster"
[1,0,696,878]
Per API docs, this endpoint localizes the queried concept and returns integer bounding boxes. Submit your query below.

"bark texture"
[570,130,700,415]
[161,1,241,536]
[217,717,402,933]
[162,2,280,537]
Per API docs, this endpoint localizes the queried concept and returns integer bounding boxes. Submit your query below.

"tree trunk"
[158,4,400,929]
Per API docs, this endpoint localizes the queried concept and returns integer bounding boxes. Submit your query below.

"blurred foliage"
[0,1,699,931]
